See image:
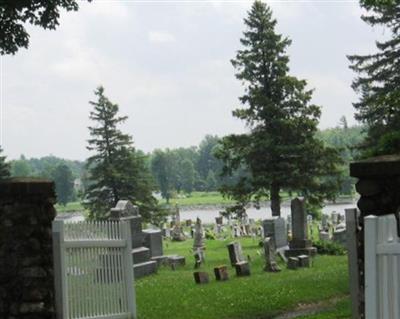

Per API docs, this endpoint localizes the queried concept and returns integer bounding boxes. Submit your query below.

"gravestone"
[263,237,281,272]
[215,216,223,225]
[331,212,339,225]
[193,217,205,250]
[227,242,246,266]
[171,206,186,241]
[193,272,209,284]
[287,215,292,233]
[167,255,186,270]
[285,198,317,258]
[263,217,288,249]
[235,261,250,276]
[193,248,205,269]
[319,231,330,241]
[143,229,167,265]
[110,201,157,278]
[214,266,229,281]
[321,214,329,230]
[298,255,311,267]
[333,228,347,246]
[287,257,299,270]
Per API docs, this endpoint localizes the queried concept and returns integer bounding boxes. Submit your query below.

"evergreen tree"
[0,146,10,179]
[216,1,341,216]
[348,1,400,156]
[83,86,157,220]
[52,164,74,206]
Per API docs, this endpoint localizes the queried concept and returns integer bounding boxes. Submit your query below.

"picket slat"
[53,219,136,319]
[365,214,400,319]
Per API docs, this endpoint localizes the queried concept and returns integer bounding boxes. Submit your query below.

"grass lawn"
[135,237,351,319]
[160,191,295,207]
[55,201,84,213]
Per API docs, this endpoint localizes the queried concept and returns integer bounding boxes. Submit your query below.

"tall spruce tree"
[216,1,341,216]
[0,146,10,179]
[84,86,156,220]
[348,1,400,156]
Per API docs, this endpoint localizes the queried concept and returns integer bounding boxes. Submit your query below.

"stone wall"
[0,178,56,319]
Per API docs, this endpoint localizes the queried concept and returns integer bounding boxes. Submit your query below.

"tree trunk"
[270,182,281,217]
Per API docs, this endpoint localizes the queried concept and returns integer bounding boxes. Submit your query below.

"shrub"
[314,240,346,256]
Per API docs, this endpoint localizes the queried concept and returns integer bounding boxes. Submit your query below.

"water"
[60,201,357,223]
[179,201,357,224]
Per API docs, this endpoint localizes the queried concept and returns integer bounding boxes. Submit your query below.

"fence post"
[365,215,378,319]
[122,220,137,319]
[52,219,68,319]
[345,208,360,319]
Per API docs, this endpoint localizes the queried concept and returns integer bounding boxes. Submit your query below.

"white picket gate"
[365,214,400,319]
[52,220,136,319]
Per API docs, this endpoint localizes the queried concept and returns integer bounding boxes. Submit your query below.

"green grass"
[135,238,351,319]
[161,191,295,207]
[55,201,84,213]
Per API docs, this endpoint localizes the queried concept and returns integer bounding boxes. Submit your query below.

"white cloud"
[148,31,176,44]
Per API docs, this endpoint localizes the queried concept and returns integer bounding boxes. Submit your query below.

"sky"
[1,0,383,160]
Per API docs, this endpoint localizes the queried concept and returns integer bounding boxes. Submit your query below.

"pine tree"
[83,86,156,220]
[216,1,341,216]
[348,1,400,156]
[0,146,10,179]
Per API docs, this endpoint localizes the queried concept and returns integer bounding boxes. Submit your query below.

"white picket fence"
[365,214,400,319]
[52,220,136,319]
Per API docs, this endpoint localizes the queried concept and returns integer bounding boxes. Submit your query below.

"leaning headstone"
[263,217,288,249]
[227,242,245,266]
[298,255,311,268]
[263,237,281,272]
[193,272,209,284]
[285,198,317,258]
[214,266,229,281]
[287,257,299,270]
[235,261,250,276]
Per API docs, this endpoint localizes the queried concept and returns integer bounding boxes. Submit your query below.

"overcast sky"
[2,0,382,160]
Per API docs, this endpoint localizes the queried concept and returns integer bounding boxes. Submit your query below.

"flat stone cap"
[350,155,400,178]
[0,177,55,199]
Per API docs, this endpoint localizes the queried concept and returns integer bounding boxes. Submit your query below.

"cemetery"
[1,1,400,319]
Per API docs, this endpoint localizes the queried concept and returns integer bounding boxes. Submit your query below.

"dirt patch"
[273,296,345,319]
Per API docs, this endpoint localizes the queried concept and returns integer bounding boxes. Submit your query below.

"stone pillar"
[350,155,400,319]
[0,178,56,319]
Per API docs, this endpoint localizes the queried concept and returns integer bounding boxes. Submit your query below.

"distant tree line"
[0,122,364,205]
